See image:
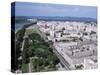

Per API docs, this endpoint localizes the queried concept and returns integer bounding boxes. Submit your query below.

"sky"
[14,2,97,19]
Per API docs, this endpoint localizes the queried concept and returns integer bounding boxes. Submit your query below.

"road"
[21,39,25,51]
[51,44,71,70]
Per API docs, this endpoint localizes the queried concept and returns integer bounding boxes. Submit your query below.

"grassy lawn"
[22,63,29,73]
[25,29,35,35]
[25,28,43,36]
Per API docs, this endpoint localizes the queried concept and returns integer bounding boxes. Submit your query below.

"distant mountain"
[14,16,97,23]
[31,16,97,23]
